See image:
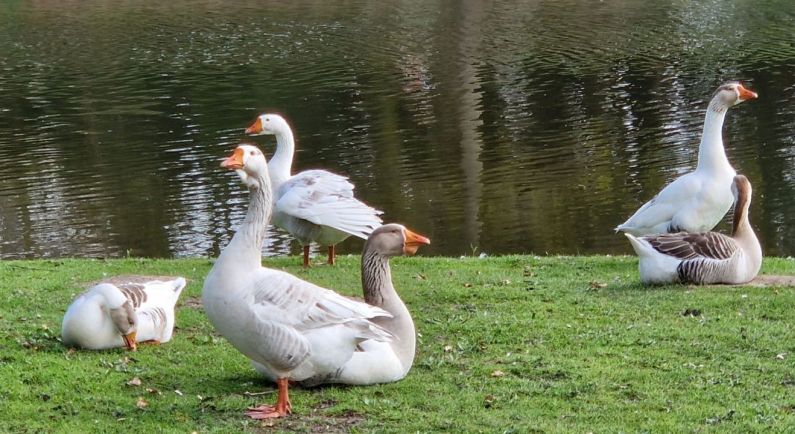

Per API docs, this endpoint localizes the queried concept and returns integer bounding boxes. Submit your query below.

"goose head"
[221,144,269,187]
[245,113,291,136]
[711,82,758,109]
[366,223,431,257]
[94,283,138,350]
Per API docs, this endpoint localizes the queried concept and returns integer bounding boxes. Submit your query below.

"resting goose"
[616,82,757,235]
[625,175,761,284]
[245,113,383,266]
[61,276,186,350]
[202,145,429,419]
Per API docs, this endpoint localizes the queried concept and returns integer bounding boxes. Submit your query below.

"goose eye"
[250,150,256,156]
[265,117,270,122]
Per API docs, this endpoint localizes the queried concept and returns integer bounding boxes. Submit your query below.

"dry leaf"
[776,353,787,360]
[146,387,161,395]
[491,370,505,377]
[589,281,607,289]
[443,345,453,352]
[127,377,142,387]
[136,397,148,409]
[463,283,472,288]
[174,390,183,396]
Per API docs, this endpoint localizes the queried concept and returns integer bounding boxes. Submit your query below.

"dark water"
[1,0,794,259]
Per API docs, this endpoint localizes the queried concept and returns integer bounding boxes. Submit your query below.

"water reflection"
[0,0,794,259]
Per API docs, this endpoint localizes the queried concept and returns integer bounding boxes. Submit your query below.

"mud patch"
[743,275,795,287]
[252,401,365,433]
[181,296,203,309]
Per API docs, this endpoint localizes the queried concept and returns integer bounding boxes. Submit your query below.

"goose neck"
[221,172,272,267]
[696,103,731,172]
[361,250,415,369]
[268,129,295,185]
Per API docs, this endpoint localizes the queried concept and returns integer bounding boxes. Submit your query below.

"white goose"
[61,276,186,350]
[245,113,383,266]
[203,145,428,419]
[616,82,758,235]
[625,175,761,284]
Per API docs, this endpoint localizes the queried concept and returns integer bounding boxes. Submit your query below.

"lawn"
[1,255,794,433]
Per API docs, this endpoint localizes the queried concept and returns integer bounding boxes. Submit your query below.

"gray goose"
[625,175,762,284]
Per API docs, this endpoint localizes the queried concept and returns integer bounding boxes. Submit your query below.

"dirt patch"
[251,400,365,433]
[181,296,203,309]
[743,275,795,287]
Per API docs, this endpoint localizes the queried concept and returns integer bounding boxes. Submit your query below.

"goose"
[202,144,429,419]
[61,276,186,350]
[616,82,758,235]
[625,175,761,284]
[245,113,383,266]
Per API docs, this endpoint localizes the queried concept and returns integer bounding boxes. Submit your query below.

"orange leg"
[327,245,335,265]
[245,377,292,419]
[303,245,310,267]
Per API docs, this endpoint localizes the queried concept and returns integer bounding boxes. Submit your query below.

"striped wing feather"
[644,232,738,260]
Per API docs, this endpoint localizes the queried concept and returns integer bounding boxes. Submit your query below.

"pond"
[1,0,794,259]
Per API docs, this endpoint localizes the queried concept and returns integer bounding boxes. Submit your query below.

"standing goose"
[61,276,186,350]
[625,175,761,284]
[202,144,429,419]
[616,82,757,235]
[245,113,383,266]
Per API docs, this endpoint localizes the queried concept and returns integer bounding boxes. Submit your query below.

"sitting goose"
[616,82,758,235]
[61,276,186,350]
[625,175,761,284]
[245,113,383,266]
[202,144,429,419]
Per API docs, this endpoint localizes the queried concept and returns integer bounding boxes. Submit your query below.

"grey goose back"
[624,175,761,284]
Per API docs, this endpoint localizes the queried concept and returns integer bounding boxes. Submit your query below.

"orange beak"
[738,84,758,101]
[221,147,245,170]
[123,331,137,351]
[245,117,263,135]
[403,228,431,256]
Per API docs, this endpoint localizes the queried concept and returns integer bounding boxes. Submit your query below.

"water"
[1,0,794,259]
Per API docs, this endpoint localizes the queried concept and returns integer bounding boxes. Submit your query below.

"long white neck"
[696,99,731,173]
[362,250,415,371]
[268,128,295,186]
[218,172,272,270]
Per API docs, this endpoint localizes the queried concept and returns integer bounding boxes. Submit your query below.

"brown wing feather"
[644,232,737,260]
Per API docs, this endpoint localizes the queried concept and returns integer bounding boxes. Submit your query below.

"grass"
[1,255,795,433]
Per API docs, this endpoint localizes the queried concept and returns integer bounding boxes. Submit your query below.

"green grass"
[1,255,795,433]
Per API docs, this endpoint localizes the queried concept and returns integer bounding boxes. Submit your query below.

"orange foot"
[245,402,291,419]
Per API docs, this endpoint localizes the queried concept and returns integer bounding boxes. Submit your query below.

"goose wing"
[274,170,383,239]
[618,173,702,233]
[241,268,394,372]
[643,232,738,260]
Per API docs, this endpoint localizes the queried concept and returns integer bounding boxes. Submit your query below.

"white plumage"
[245,113,383,266]
[61,276,186,350]
[203,144,410,419]
[616,82,757,235]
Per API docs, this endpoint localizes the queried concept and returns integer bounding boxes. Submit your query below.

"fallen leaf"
[174,390,183,396]
[443,345,453,353]
[490,370,505,377]
[146,387,161,395]
[415,274,427,280]
[777,353,787,360]
[589,281,607,289]
[463,283,472,288]
[484,394,496,408]
[136,397,148,409]
[126,377,142,387]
